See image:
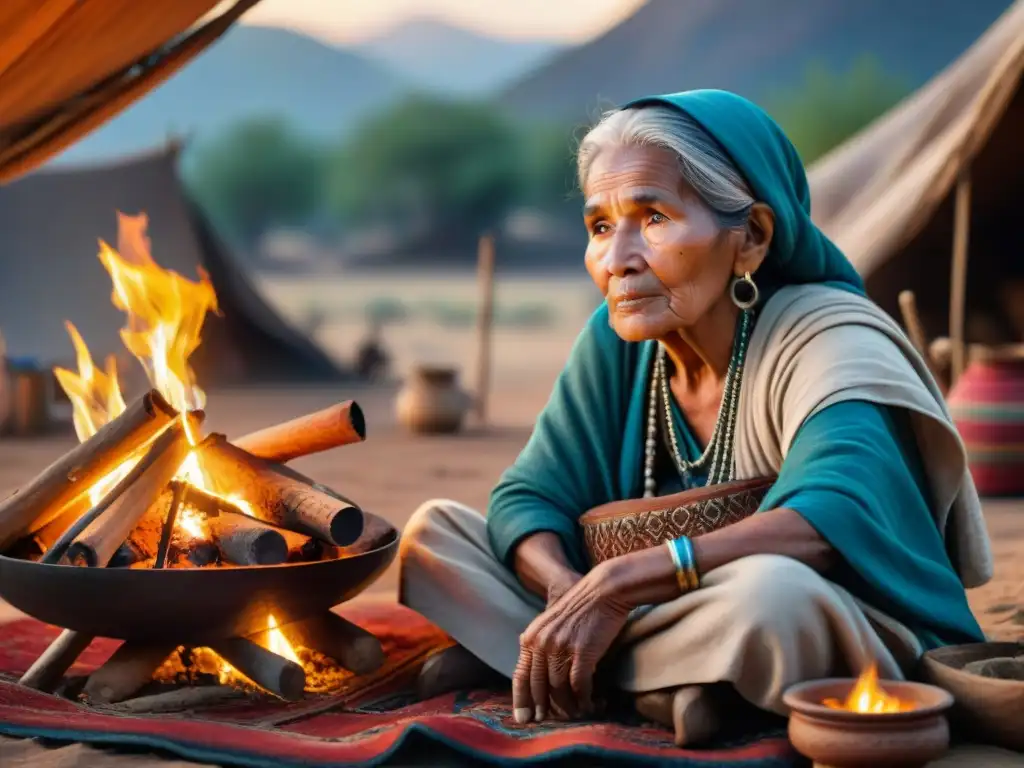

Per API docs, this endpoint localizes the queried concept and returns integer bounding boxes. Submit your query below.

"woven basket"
[579,477,775,567]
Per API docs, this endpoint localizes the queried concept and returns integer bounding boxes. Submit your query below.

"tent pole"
[473,233,496,426]
[949,170,972,386]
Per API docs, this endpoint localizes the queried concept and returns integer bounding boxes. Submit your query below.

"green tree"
[517,122,582,212]
[327,96,521,245]
[183,118,323,245]
[767,55,910,166]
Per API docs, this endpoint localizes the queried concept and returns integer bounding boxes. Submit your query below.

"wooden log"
[31,497,90,552]
[282,526,321,562]
[233,400,366,463]
[21,418,201,691]
[62,416,203,568]
[209,636,305,700]
[473,233,496,425]
[108,684,244,713]
[84,642,177,704]
[182,541,219,568]
[109,539,147,568]
[18,629,94,691]
[275,613,384,675]
[0,390,176,551]
[154,481,187,568]
[208,511,288,566]
[198,435,363,547]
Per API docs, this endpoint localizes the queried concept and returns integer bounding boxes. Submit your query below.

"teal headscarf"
[624,89,864,295]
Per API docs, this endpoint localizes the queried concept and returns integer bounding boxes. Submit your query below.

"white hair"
[577,105,755,228]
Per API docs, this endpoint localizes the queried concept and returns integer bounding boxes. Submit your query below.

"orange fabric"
[0,0,220,129]
[0,0,78,80]
[0,0,261,183]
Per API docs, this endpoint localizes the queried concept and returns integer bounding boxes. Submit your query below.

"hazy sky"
[241,0,646,44]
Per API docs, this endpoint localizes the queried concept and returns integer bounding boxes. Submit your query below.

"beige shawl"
[734,284,994,589]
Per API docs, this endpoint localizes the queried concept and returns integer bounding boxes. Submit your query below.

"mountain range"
[502,0,1016,123]
[52,1,1017,165]
[355,17,563,96]
[53,19,563,164]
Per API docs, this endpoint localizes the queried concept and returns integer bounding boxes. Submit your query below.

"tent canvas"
[0,144,342,386]
[808,0,1024,346]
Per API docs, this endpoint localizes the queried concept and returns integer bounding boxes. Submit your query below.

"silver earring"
[730,271,759,310]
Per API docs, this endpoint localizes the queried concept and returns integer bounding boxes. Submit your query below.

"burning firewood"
[109,539,147,568]
[19,417,202,693]
[272,613,384,675]
[154,482,188,568]
[198,435,363,547]
[233,400,366,464]
[209,636,305,701]
[52,415,203,568]
[208,512,290,566]
[0,390,177,551]
[83,642,178,704]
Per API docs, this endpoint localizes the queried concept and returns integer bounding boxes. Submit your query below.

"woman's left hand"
[512,562,633,724]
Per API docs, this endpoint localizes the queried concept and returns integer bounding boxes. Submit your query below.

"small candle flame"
[823,663,917,713]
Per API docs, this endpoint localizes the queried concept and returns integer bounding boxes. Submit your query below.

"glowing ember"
[175,506,208,541]
[153,614,352,696]
[823,664,917,714]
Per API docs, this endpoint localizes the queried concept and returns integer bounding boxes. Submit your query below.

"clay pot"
[921,641,1024,752]
[784,678,953,768]
[395,365,473,435]
[946,344,1024,496]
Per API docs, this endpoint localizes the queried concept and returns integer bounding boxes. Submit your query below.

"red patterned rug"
[0,601,801,767]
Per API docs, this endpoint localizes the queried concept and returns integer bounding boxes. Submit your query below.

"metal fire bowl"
[0,514,399,644]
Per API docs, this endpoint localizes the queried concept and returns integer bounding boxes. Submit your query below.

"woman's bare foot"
[634,685,721,746]
[416,645,503,700]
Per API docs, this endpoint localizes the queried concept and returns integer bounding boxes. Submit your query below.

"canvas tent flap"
[0,0,260,184]
[808,0,1024,338]
[0,145,342,385]
[809,0,1024,273]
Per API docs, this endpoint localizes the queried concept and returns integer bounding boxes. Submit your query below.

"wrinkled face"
[582,144,741,342]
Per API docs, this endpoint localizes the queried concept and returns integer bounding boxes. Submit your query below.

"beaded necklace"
[641,309,754,498]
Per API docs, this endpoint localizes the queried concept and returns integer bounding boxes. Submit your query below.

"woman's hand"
[544,568,582,605]
[512,544,690,724]
[512,562,633,724]
[512,531,582,605]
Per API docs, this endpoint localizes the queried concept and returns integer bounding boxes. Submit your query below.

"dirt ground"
[0,377,1021,638]
[0,379,1021,767]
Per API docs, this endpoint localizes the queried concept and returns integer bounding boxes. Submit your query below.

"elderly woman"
[398,90,992,745]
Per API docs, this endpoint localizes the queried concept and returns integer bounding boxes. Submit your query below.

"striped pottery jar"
[947,345,1024,497]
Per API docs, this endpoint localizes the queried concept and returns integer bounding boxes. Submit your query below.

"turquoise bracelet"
[665,536,700,593]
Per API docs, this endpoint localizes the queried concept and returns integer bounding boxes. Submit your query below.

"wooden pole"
[899,290,946,392]
[949,171,972,386]
[474,233,496,425]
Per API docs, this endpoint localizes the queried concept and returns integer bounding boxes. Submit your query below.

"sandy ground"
[0,377,1020,637]
[0,378,1021,766]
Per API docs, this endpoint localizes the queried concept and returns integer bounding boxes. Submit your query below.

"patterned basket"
[579,477,776,566]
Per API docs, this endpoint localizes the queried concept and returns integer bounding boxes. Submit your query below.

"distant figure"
[355,320,389,381]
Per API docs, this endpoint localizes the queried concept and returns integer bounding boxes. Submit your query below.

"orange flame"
[53,213,220,512]
[823,664,917,713]
[51,215,335,696]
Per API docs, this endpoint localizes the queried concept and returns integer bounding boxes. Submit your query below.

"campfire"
[822,663,918,714]
[0,214,387,706]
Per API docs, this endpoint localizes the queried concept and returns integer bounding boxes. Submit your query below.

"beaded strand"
[641,309,753,498]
